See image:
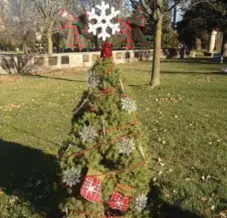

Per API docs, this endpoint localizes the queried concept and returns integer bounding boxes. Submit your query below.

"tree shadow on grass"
[148,182,204,218]
[21,73,86,83]
[162,58,225,65]
[0,139,64,218]
[161,71,227,76]
[1,123,60,147]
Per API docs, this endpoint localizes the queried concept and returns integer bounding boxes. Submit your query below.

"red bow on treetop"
[101,40,113,59]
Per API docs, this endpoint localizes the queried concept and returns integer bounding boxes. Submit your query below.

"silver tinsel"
[87,71,101,88]
[119,137,135,156]
[121,97,137,114]
[62,168,81,187]
[135,195,148,212]
[79,125,98,143]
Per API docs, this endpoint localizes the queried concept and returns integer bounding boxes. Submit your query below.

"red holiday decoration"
[101,40,113,59]
[109,184,133,211]
[101,88,109,93]
[60,9,88,51]
[80,169,104,203]
[116,8,147,49]
[89,107,95,112]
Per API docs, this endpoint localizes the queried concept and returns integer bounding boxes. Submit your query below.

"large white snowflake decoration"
[86,71,101,88]
[135,194,148,212]
[87,1,120,41]
[119,137,135,156]
[62,168,81,187]
[79,125,98,143]
[121,97,137,114]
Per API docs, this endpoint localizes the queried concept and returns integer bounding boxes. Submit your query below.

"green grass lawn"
[0,58,227,218]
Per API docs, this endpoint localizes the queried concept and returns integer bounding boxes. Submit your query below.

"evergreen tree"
[58,42,153,217]
[177,1,227,51]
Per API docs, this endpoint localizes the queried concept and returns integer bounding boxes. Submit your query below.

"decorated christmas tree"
[58,2,152,217]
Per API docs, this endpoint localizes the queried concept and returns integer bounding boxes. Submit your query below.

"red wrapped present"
[80,168,104,203]
[109,183,133,211]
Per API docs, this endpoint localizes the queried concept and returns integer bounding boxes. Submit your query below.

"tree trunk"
[47,30,53,55]
[95,36,100,50]
[150,15,163,87]
[221,32,227,57]
[56,32,60,53]
[172,4,177,28]
[22,41,28,55]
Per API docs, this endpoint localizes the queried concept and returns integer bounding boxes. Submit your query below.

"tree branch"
[203,0,226,16]
[167,0,181,12]
[141,0,152,15]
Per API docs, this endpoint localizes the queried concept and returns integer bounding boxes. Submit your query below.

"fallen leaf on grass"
[162,140,166,145]
[0,75,22,84]
[9,196,19,204]
[160,162,165,167]
[0,189,5,196]
[201,197,208,202]
[220,212,226,218]
[220,211,227,218]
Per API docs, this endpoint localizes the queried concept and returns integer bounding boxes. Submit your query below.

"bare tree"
[0,0,7,30]
[32,0,63,54]
[32,0,127,53]
[2,0,38,54]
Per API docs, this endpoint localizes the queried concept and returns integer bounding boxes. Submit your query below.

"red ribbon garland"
[65,133,139,159]
[64,152,152,217]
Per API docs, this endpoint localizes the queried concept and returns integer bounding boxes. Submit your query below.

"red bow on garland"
[60,9,88,51]
[116,8,147,50]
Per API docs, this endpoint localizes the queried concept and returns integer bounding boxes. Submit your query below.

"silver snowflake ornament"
[87,71,101,88]
[87,1,120,41]
[119,137,135,156]
[121,97,137,114]
[135,195,148,212]
[79,125,98,143]
[62,168,81,187]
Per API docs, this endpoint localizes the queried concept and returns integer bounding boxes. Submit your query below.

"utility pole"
[172,0,177,28]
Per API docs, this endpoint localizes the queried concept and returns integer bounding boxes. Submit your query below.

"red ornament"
[80,169,104,203]
[101,40,113,59]
[108,184,133,212]
[89,107,95,112]
[101,88,109,93]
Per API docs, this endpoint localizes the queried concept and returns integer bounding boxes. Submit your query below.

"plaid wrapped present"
[109,183,133,211]
[80,168,104,203]
[60,9,88,51]
[116,8,147,50]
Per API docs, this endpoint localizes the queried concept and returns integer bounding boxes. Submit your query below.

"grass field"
[0,58,227,218]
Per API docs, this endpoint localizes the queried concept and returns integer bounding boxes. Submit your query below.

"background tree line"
[0,0,226,87]
[0,0,133,54]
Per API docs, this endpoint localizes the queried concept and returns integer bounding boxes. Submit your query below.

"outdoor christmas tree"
[58,2,152,217]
